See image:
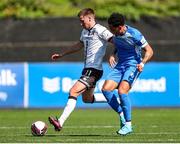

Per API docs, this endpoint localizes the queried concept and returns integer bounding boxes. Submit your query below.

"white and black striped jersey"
[80,24,113,70]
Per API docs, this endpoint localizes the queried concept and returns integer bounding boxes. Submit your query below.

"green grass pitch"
[0,108,180,143]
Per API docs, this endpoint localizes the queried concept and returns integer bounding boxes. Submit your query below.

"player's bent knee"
[101,85,112,91]
[102,83,117,91]
[118,81,130,94]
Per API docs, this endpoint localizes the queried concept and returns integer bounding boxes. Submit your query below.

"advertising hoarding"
[0,63,24,107]
[28,62,180,108]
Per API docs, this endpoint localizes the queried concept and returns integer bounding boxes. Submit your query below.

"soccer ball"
[31,121,48,136]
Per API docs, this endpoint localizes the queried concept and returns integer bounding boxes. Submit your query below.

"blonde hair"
[78,8,95,17]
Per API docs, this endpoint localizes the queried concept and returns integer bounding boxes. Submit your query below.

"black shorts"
[78,68,103,88]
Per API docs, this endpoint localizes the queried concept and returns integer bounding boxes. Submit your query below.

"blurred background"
[0,0,180,108]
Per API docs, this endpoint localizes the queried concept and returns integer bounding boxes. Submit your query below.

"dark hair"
[78,8,95,17]
[108,13,125,27]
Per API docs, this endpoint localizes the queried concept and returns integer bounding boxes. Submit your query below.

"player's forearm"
[62,47,80,57]
[61,42,83,57]
[142,53,152,64]
[142,45,153,64]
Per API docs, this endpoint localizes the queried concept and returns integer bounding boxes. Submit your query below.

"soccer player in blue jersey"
[102,13,154,135]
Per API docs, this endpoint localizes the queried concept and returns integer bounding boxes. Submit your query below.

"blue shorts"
[106,65,140,86]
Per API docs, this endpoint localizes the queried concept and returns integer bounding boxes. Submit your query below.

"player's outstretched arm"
[51,41,84,60]
[137,44,154,72]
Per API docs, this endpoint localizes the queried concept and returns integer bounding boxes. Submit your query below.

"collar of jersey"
[87,23,97,31]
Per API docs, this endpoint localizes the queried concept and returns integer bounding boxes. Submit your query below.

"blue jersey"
[113,25,148,66]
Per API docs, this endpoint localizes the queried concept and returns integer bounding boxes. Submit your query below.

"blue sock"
[119,93,131,122]
[102,90,122,113]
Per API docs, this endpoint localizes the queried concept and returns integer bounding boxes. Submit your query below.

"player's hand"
[109,55,117,68]
[136,62,144,72]
[51,53,61,60]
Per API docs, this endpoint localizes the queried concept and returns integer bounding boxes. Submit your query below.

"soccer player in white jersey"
[48,8,123,131]
[102,13,154,135]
